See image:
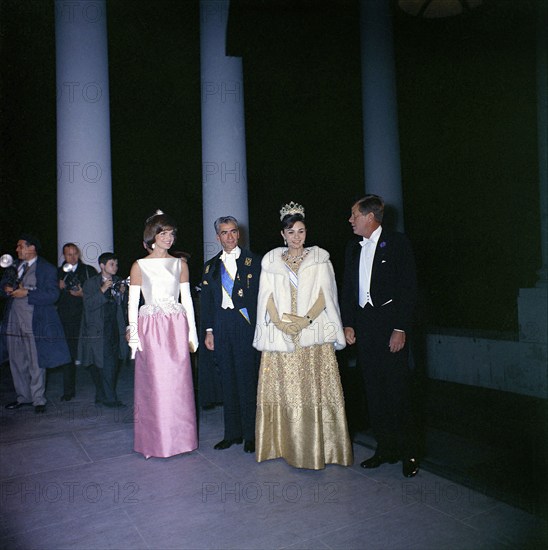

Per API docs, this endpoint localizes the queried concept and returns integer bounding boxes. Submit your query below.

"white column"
[360,0,404,230]
[200,0,249,261]
[55,0,113,265]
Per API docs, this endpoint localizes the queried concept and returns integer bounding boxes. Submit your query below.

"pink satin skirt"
[134,309,197,458]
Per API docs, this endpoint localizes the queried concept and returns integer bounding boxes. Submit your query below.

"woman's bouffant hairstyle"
[143,210,178,248]
[281,213,305,231]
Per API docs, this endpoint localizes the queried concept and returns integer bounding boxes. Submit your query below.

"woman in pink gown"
[127,211,199,458]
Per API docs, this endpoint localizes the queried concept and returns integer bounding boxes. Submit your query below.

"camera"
[109,276,130,304]
[1,254,20,289]
[111,277,129,294]
[62,263,81,291]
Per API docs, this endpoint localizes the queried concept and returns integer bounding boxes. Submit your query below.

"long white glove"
[128,285,143,359]
[180,282,199,353]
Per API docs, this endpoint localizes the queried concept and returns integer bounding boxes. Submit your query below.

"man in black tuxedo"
[200,216,261,453]
[341,195,419,477]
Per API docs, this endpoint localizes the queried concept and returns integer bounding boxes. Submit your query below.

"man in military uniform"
[200,216,261,453]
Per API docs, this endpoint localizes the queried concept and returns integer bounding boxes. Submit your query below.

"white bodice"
[138,258,181,307]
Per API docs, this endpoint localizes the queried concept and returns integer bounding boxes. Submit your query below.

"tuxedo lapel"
[351,240,361,297]
[371,229,382,280]
[235,248,251,288]
[211,252,222,280]
[371,229,388,284]
[235,252,244,278]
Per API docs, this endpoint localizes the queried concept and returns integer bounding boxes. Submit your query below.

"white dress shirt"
[220,246,241,310]
[358,225,382,307]
[18,256,37,278]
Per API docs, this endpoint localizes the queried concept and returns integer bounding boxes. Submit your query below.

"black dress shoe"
[5,401,23,410]
[214,438,243,450]
[34,405,46,414]
[402,458,419,478]
[244,440,255,453]
[60,394,74,402]
[360,454,398,469]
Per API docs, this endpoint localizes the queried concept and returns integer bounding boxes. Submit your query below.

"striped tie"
[18,262,29,280]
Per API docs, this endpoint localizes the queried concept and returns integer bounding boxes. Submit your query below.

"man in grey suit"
[0,234,70,413]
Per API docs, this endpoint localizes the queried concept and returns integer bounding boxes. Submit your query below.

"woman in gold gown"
[253,202,353,469]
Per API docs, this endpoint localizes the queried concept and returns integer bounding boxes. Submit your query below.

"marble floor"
[0,362,546,550]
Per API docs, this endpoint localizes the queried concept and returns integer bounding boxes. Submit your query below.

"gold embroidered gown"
[255,254,353,469]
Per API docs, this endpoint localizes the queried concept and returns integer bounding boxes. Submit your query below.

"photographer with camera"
[57,243,97,401]
[78,252,129,408]
[0,234,70,414]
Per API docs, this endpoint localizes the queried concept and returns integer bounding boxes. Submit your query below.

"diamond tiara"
[145,209,165,223]
[279,201,305,221]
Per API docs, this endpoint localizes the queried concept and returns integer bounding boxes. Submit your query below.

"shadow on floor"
[341,360,547,518]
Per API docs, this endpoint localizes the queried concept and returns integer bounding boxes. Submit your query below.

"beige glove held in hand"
[266,293,300,337]
[281,289,326,333]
